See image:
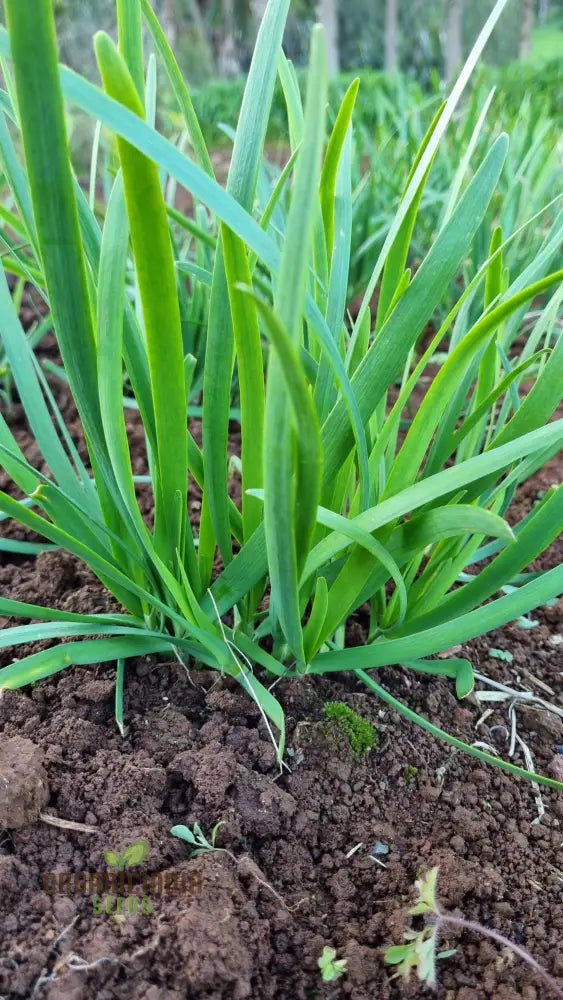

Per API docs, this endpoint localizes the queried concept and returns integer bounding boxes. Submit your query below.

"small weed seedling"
[170,821,224,857]
[171,820,295,910]
[318,945,347,983]
[385,868,563,997]
[103,840,149,870]
[324,702,377,755]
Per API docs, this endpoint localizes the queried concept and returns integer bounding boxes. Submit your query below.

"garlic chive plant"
[0,0,562,788]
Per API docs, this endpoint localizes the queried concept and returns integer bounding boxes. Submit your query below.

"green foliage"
[171,820,224,856]
[318,946,347,983]
[325,701,377,755]
[385,867,563,996]
[495,56,563,120]
[187,68,425,148]
[349,72,562,301]
[0,0,562,797]
[103,840,149,870]
[385,868,442,986]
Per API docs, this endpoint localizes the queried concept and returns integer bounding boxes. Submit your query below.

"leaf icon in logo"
[104,850,122,869]
[121,840,149,868]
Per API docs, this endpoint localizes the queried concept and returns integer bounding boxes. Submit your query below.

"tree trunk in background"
[217,0,242,77]
[445,0,464,83]
[162,0,177,49]
[384,0,398,72]
[251,0,268,24]
[186,0,215,83]
[519,0,535,57]
[318,0,340,76]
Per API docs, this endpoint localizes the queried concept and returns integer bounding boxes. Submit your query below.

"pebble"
[371,841,390,858]
[548,755,563,782]
[519,706,563,742]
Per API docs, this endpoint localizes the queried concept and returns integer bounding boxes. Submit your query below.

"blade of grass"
[382,270,563,501]
[374,100,444,336]
[395,485,563,635]
[140,0,213,178]
[202,0,291,565]
[95,33,189,576]
[358,670,562,791]
[320,77,359,262]
[309,562,563,675]
[117,0,144,103]
[221,227,264,545]
[262,24,326,660]
[353,0,512,340]
[322,135,509,491]
[4,0,105,466]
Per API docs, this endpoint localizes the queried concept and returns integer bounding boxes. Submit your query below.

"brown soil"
[1,374,563,1000]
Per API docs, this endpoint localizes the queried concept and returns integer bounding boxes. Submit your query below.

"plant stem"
[437,914,563,998]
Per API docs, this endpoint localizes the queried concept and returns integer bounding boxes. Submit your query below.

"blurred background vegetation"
[38,0,562,148]
[44,0,563,79]
[0,0,561,152]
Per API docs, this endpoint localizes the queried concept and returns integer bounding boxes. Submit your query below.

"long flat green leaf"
[397,484,563,636]
[262,25,326,661]
[320,77,359,262]
[314,502,513,644]
[305,418,563,578]
[375,100,444,334]
[383,269,563,500]
[309,562,563,673]
[441,87,496,227]
[202,0,291,565]
[3,1,105,466]
[358,671,562,791]
[95,32,189,575]
[321,135,509,490]
[0,28,367,488]
[117,0,144,103]
[0,412,38,494]
[140,0,213,177]
[210,411,563,623]
[253,294,323,564]
[0,108,37,253]
[0,595,135,626]
[352,0,512,339]
[0,637,171,690]
[97,171,151,561]
[493,326,563,448]
[221,227,264,544]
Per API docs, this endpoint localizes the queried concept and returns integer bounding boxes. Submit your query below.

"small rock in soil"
[0,736,49,828]
[548,755,563,783]
[518,706,563,742]
[371,840,390,857]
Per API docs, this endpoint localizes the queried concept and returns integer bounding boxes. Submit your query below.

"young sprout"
[318,945,347,983]
[103,839,149,870]
[170,821,225,857]
[385,867,563,997]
